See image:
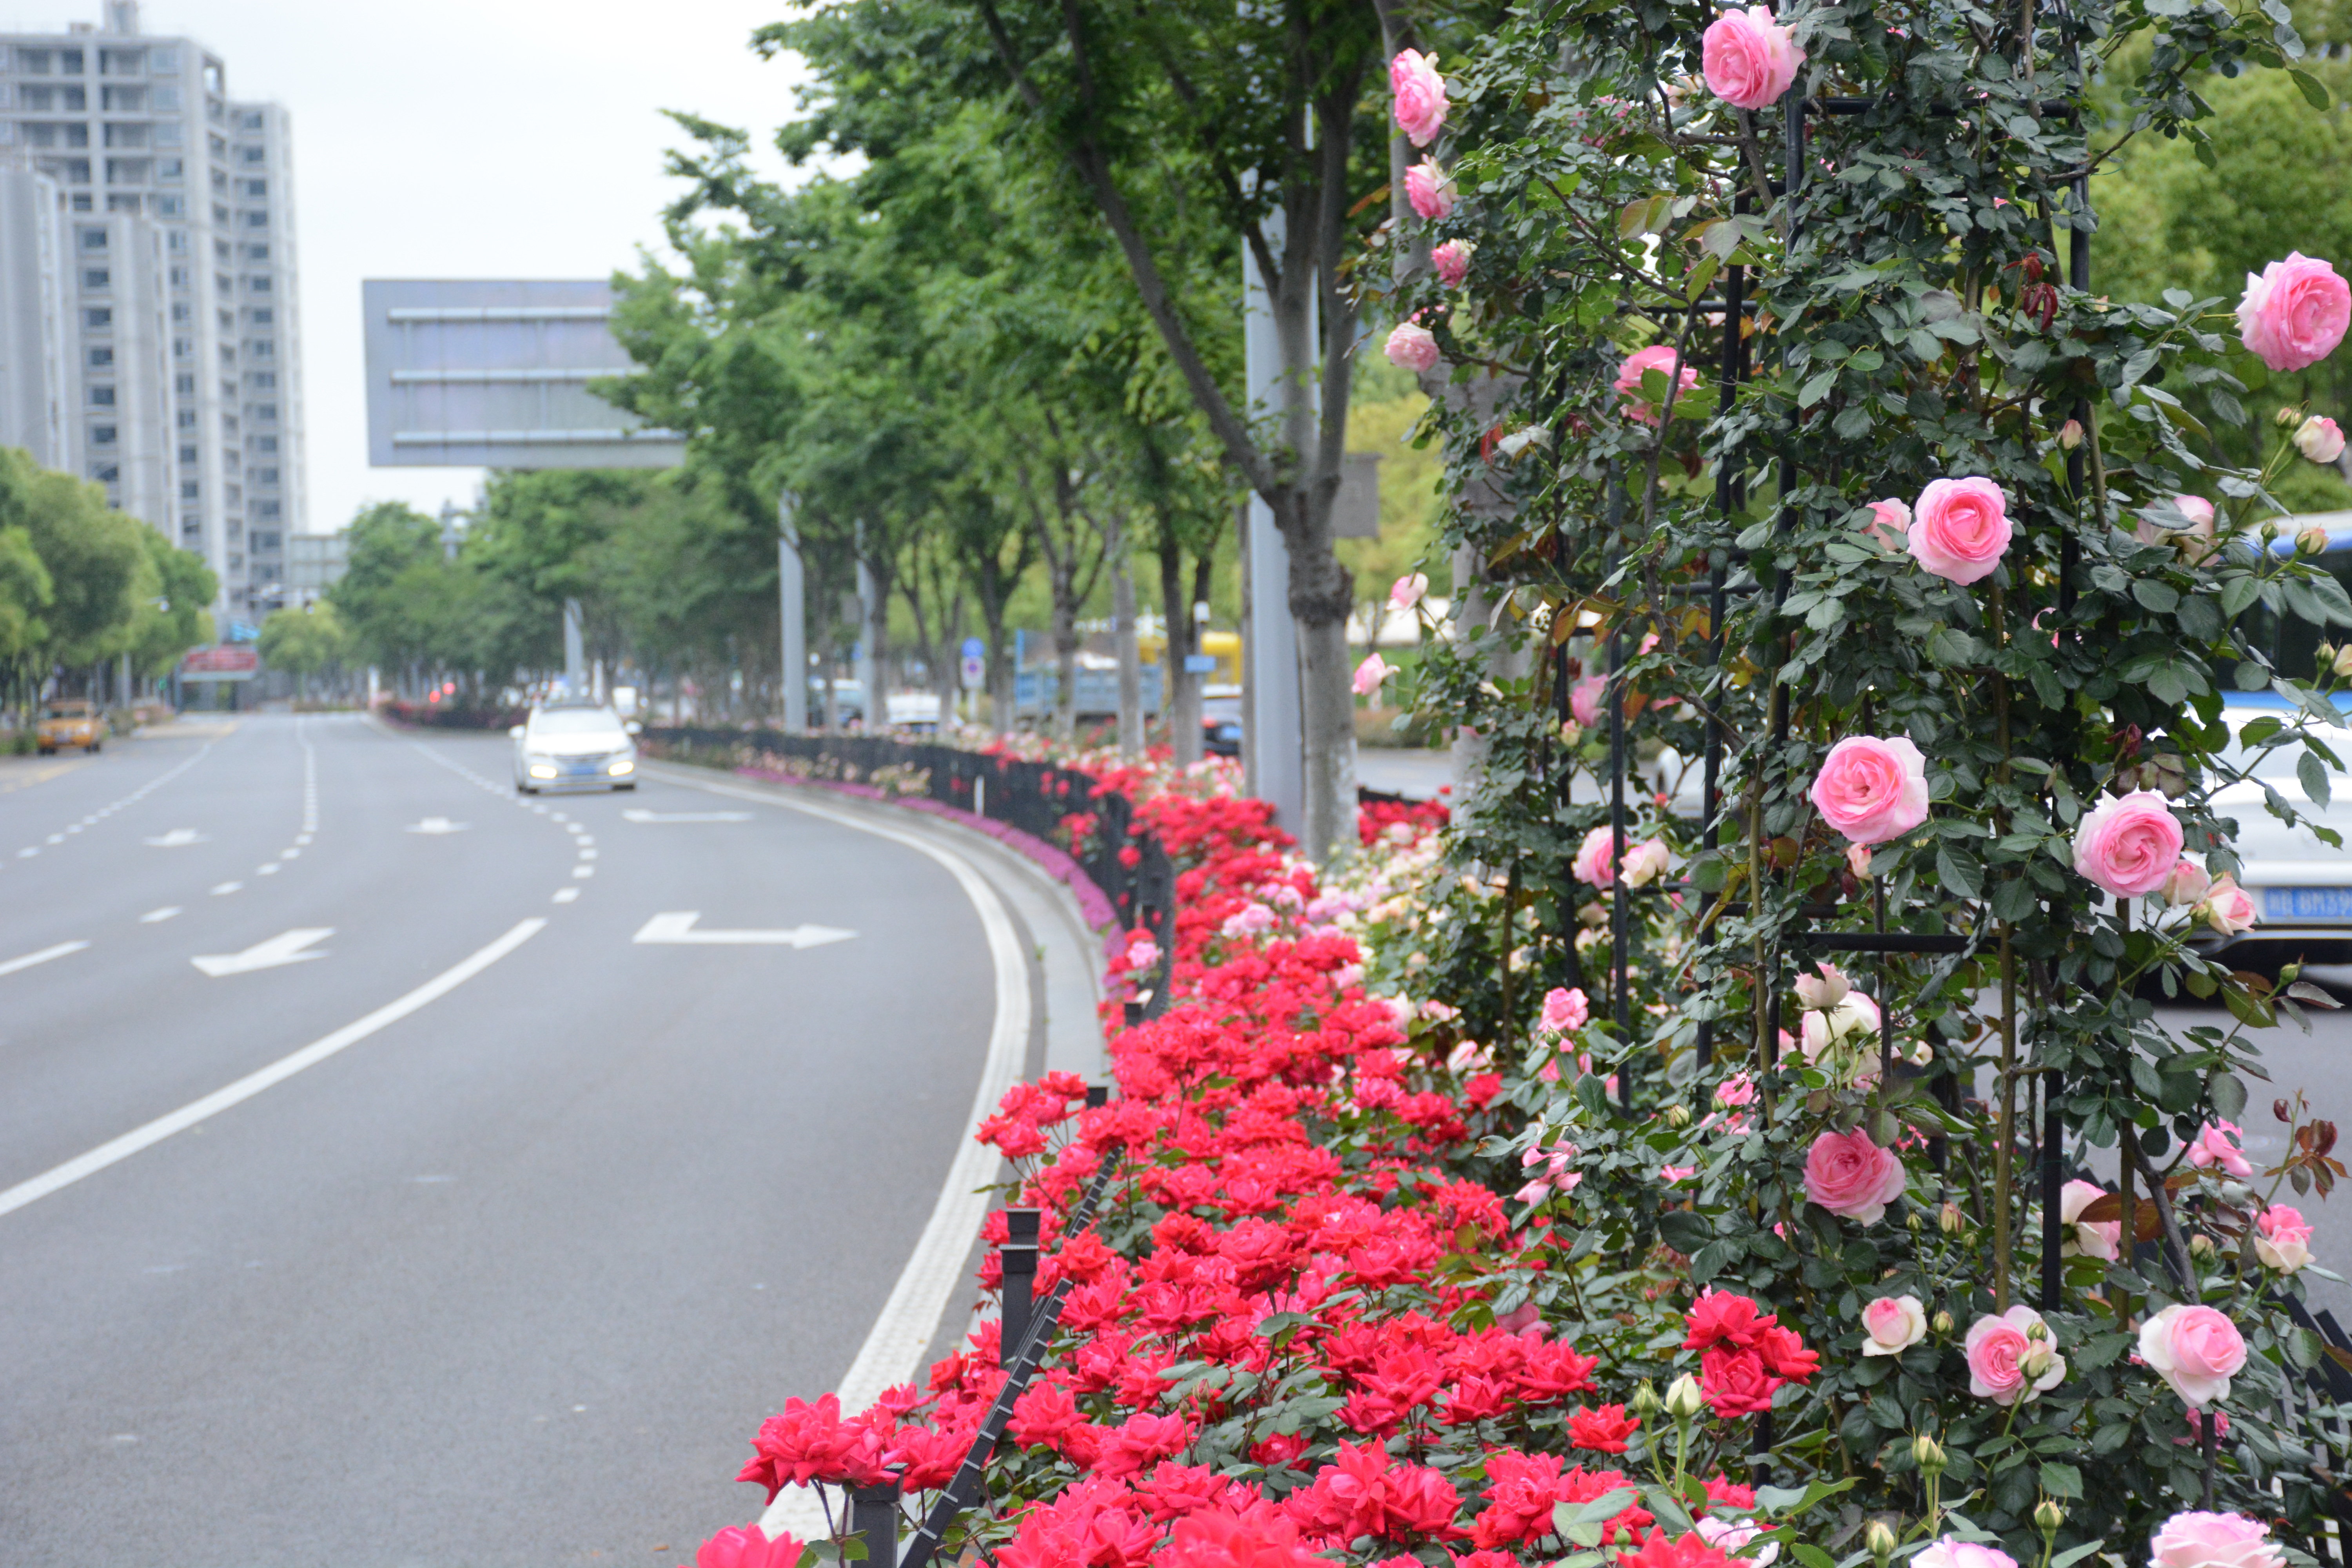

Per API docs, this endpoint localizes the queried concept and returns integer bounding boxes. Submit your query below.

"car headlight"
[528,764,559,779]
[608,759,633,775]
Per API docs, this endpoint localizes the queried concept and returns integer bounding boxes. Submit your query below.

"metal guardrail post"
[851,1481,900,1568]
[1000,1208,1039,1367]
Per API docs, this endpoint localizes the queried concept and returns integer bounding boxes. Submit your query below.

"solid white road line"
[0,919,548,1222]
[0,940,90,977]
[653,776,1031,1543]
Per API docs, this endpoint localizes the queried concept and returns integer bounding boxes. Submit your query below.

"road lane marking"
[0,941,89,977]
[572,865,593,878]
[681,778,1031,1543]
[621,809,751,823]
[630,913,856,948]
[210,881,242,895]
[552,887,580,904]
[139,907,181,924]
[0,918,548,1221]
[145,829,206,847]
[191,928,333,978]
[256,864,280,876]
[406,817,468,835]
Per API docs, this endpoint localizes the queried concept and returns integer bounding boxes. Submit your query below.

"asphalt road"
[0,713,1002,1566]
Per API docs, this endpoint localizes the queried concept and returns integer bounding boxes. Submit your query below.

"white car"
[510,703,640,793]
[2205,704,2352,964]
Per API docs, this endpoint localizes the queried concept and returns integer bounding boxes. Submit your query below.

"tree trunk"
[1158,526,1201,766]
[1109,512,1141,760]
[1051,567,1079,741]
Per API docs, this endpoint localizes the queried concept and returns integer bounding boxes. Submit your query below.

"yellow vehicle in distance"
[36,700,105,755]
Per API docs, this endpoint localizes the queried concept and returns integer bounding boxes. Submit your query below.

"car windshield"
[1201,698,1241,720]
[2220,724,2352,782]
[43,705,85,719]
[532,708,622,735]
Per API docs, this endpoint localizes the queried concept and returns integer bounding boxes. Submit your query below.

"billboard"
[180,646,260,682]
[361,280,686,470]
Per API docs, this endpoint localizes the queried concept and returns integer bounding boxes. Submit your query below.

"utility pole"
[562,600,584,697]
[1243,216,1305,833]
[779,493,808,732]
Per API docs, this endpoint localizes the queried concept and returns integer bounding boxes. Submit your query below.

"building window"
[239,110,262,129]
[99,48,145,76]
[180,520,200,539]
[254,502,282,521]
[249,339,276,359]
[254,434,278,452]
[89,386,115,407]
[247,276,271,293]
[154,195,182,216]
[254,403,277,422]
[105,194,140,212]
[91,462,118,483]
[83,307,111,329]
[251,530,281,551]
[249,308,273,325]
[16,49,53,74]
[166,230,188,254]
[238,176,265,196]
[78,227,106,251]
[152,47,180,72]
[90,424,116,445]
[175,409,196,429]
[180,481,199,499]
[215,306,231,328]
[102,121,147,147]
[170,303,189,322]
[59,49,85,73]
[202,61,222,93]
[249,373,277,390]
[168,267,187,289]
[99,84,147,111]
[87,347,113,368]
[178,445,196,465]
[157,157,182,181]
[254,468,279,486]
[171,337,191,360]
[152,101,180,127]
[174,373,194,394]
[105,159,152,186]
[238,145,263,165]
[69,192,92,211]
[240,210,267,229]
[243,243,270,262]
[82,268,109,290]
[211,202,227,225]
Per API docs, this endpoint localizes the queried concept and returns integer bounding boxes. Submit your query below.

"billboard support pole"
[562,599,584,696]
[779,494,807,733]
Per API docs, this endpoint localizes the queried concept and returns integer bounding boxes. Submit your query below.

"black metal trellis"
[1587,47,2103,1315]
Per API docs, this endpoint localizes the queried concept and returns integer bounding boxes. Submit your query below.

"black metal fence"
[642,728,1176,1010]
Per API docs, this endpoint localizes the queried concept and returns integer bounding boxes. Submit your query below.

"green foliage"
[256,602,350,681]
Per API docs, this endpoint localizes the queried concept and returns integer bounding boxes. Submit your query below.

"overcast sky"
[9,0,825,532]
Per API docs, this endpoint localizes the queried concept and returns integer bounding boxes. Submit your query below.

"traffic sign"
[961,654,986,690]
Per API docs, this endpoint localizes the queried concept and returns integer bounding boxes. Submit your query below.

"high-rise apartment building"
[0,0,305,618]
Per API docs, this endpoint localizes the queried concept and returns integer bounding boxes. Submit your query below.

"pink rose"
[1793,960,1851,1011]
[2058,1179,2122,1261]
[1701,5,1805,111]
[1714,1072,1756,1107]
[1431,239,1473,288]
[1572,825,1617,887]
[1621,838,1671,887]
[2185,1119,2254,1179]
[2071,788,2183,898]
[1908,476,2013,585]
[1863,498,1909,548]
[1389,572,1429,612]
[2237,253,2351,372]
[1352,652,1393,697]
[2256,1204,2314,1272]
[1404,157,1456,221]
[1860,1294,1927,1357]
[1570,674,1606,728]
[1799,992,1883,1082]
[1384,322,1439,373]
[2138,1303,2247,1408]
[2298,415,2347,464]
[1808,734,1930,845]
[2151,1512,2285,1568]
[1802,1127,1906,1223]
[2162,857,2212,907]
[1914,1540,2020,1568]
[2200,875,2258,937]
[2138,494,2217,548]
[1965,1305,2067,1405]
[1539,986,1590,1034]
[1614,345,1700,425]
[1390,49,1449,147]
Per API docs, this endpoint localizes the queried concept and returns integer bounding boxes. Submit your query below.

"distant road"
[0,714,1003,1565]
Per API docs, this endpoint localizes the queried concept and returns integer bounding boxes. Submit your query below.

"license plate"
[2264,886,2352,919]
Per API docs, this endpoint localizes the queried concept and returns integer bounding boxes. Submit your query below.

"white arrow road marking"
[0,940,89,977]
[144,829,206,847]
[0,919,546,1220]
[191,928,332,978]
[630,912,857,948]
[405,817,468,835]
[620,809,752,823]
